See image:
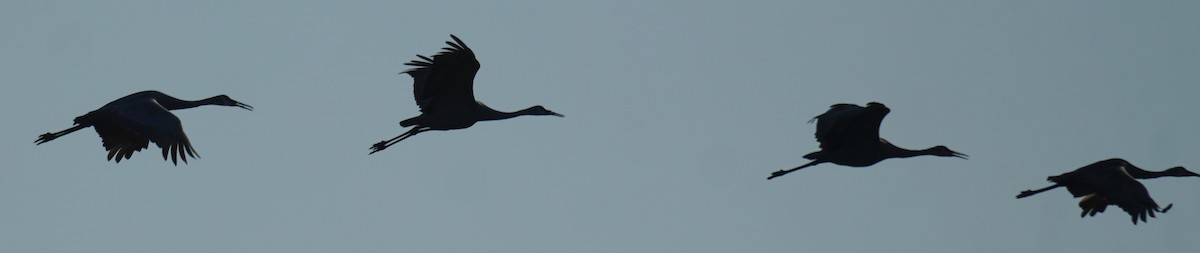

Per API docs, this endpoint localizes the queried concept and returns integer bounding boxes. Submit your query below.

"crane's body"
[768,102,966,180]
[369,35,562,154]
[1016,158,1197,224]
[35,90,252,165]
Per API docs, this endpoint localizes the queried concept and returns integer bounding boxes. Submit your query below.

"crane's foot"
[767,170,789,180]
[1015,190,1035,199]
[368,141,389,154]
[34,133,57,145]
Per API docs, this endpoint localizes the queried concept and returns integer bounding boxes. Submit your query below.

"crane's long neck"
[476,104,535,122]
[1124,166,1177,179]
[157,96,220,110]
[883,144,937,159]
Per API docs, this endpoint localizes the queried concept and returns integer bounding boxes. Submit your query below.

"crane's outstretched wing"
[92,118,150,163]
[809,103,889,151]
[402,35,481,113]
[99,100,198,165]
[1077,193,1111,217]
[1064,163,1165,224]
[1094,172,1164,224]
[810,104,861,145]
[809,103,861,125]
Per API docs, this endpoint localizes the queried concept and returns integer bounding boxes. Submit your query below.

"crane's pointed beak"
[952,151,968,159]
[551,112,564,117]
[236,102,254,111]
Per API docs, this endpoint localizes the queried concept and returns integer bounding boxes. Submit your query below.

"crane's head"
[211,95,254,111]
[1162,166,1199,177]
[525,105,564,117]
[929,145,968,159]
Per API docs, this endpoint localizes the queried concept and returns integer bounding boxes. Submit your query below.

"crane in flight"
[1016,158,1197,224]
[369,35,563,154]
[768,102,967,180]
[35,90,252,165]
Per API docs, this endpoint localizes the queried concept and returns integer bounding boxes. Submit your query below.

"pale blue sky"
[2,0,1198,252]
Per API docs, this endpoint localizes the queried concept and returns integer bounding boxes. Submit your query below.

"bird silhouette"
[1016,158,1197,224]
[35,90,252,165]
[768,102,967,180]
[369,35,563,154]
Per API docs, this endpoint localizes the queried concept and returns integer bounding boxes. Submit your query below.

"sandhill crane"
[1016,158,1197,224]
[35,90,252,165]
[369,35,563,154]
[767,102,967,180]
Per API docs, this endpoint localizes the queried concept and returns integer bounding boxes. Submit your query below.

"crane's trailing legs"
[35,125,88,145]
[1016,184,1062,198]
[369,127,429,154]
[767,160,824,180]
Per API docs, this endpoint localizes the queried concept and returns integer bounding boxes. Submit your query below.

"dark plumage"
[369,35,563,154]
[35,90,253,165]
[768,102,967,180]
[1016,158,1197,224]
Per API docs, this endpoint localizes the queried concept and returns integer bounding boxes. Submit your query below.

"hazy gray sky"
[2,0,1197,252]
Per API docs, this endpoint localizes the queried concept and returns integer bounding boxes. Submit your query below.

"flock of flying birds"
[34,35,1197,225]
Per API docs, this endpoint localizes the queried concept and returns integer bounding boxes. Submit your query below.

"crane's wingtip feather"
[449,35,468,49]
